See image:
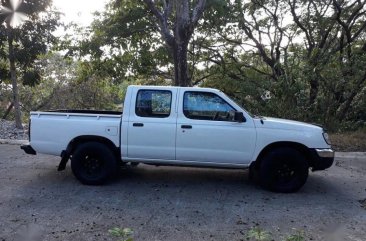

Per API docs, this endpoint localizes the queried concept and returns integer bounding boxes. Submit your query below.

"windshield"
[222,93,254,117]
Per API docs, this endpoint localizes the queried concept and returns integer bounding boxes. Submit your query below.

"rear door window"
[135,90,172,118]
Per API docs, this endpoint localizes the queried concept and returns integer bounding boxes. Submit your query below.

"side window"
[135,90,172,118]
[183,92,236,121]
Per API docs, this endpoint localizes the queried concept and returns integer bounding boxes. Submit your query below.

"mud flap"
[58,150,70,171]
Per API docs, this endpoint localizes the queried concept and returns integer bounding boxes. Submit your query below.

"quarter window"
[136,90,172,118]
[183,92,236,121]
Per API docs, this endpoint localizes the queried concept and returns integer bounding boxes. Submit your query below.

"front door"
[176,91,256,165]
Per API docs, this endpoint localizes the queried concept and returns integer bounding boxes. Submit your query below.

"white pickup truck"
[21,85,334,192]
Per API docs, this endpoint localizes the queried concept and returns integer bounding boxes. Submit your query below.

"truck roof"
[127,85,221,93]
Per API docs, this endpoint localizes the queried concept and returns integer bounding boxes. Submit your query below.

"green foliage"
[244,226,307,241]
[284,230,305,241]
[22,69,41,86]
[63,0,231,85]
[0,0,61,87]
[18,53,123,120]
[108,227,133,241]
[197,0,366,130]
[0,0,61,127]
[246,226,271,241]
[0,59,9,82]
[64,0,169,82]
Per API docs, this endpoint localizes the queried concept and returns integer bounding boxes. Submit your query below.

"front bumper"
[310,148,334,171]
[20,145,37,155]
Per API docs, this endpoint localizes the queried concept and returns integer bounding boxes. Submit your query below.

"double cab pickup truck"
[21,85,334,192]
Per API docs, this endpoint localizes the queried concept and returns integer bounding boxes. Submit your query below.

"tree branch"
[191,0,206,27]
[143,0,174,46]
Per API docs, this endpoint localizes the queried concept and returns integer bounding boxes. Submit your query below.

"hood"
[254,117,323,132]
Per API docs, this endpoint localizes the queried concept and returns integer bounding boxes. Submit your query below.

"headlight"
[322,132,331,145]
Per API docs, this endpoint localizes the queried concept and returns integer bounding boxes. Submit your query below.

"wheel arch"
[67,135,120,158]
[252,141,313,169]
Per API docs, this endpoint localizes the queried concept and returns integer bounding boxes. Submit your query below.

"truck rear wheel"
[71,142,117,185]
[259,147,309,193]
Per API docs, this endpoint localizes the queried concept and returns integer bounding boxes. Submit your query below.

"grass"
[108,227,133,241]
[246,226,271,241]
[284,230,305,241]
[245,226,306,241]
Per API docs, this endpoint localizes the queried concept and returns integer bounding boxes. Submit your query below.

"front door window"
[183,91,236,121]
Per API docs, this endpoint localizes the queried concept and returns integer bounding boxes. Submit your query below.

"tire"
[259,147,309,193]
[249,163,259,182]
[71,142,118,185]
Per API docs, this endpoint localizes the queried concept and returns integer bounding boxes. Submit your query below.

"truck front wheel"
[71,142,117,185]
[259,147,309,193]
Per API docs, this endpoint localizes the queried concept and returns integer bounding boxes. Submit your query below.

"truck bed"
[45,109,122,115]
[30,110,122,156]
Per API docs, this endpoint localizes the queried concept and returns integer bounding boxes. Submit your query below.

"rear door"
[127,88,177,160]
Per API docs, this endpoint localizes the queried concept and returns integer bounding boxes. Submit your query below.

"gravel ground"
[0,144,365,241]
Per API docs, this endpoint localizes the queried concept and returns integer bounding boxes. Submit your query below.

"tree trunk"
[7,26,23,129]
[336,72,366,120]
[309,78,319,105]
[143,0,206,87]
[2,102,14,120]
[172,41,190,86]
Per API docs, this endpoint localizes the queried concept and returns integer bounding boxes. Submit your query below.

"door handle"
[181,125,192,129]
[133,123,144,127]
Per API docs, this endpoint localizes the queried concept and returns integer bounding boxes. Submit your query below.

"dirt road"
[0,144,365,241]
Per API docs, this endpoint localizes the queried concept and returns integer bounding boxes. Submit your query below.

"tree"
[288,0,366,106]
[182,0,366,128]
[20,53,122,114]
[76,0,218,87]
[142,0,207,86]
[69,0,365,129]
[0,0,60,128]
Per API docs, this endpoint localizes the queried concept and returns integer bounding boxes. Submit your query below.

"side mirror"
[234,111,246,123]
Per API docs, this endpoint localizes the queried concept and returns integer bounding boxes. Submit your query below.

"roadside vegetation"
[330,129,366,152]
[1,0,365,135]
